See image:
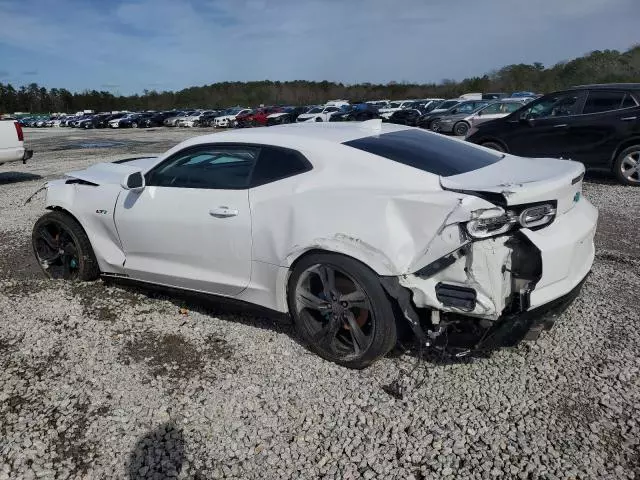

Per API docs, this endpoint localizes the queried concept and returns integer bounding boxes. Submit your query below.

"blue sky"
[0,0,638,95]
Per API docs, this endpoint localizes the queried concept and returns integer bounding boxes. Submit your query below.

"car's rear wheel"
[481,141,506,152]
[453,121,470,137]
[613,146,640,186]
[131,122,138,128]
[288,253,397,369]
[32,211,100,281]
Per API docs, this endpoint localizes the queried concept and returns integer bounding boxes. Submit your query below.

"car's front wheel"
[453,121,470,137]
[288,253,397,369]
[613,146,640,186]
[131,122,138,128]
[32,211,100,281]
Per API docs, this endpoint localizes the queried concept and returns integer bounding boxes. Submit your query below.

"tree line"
[1,46,639,115]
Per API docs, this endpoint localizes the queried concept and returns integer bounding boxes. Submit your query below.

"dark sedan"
[388,101,443,126]
[329,104,380,122]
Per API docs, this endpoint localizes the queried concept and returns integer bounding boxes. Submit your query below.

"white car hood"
[65,157,158,185]
[441,155,584,209]
[297,113,318,120]
[216,115,235,121]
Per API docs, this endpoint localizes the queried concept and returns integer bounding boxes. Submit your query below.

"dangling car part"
[31,121,597,369]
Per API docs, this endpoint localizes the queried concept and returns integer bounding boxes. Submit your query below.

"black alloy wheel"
[32,211,99,281]
[288,253,397,369]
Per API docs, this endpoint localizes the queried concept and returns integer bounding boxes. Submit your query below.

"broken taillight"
[465,202,557,239]
[518,204,556,228]
[14,121,24,142]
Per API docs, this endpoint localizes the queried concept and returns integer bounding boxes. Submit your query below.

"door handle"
[553,124,568,128]
[209,206,238,218]
[620,116,637,121]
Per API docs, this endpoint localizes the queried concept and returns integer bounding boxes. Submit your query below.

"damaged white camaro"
[32,121,597,368]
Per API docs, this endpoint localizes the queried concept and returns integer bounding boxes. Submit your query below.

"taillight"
[14,122,24,142]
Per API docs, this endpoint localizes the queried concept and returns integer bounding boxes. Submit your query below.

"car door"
[563,90,640,168]
[503,91,587,158]
[471,102,503,126]
[114,144,257,296]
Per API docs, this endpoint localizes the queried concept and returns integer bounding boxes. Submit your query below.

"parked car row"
[14,85,639,185]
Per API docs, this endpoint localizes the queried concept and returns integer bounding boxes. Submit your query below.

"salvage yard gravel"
[1,127,639,479]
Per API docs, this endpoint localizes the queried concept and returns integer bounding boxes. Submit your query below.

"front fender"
[45,181,126,274]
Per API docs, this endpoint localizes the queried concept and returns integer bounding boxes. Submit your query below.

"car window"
[582,91,626,114]
[325,107,339,113]
[250,146,312,187]
[455,103,478,114]
[522,92,584,119]
[480,103,502,115]
[502,102,522,113]
[344,129,502,177]
[146,145,260,189]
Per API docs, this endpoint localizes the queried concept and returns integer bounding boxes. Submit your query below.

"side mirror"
[121,171,145,192]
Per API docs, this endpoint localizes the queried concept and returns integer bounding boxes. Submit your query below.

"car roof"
[178,121,413,150]
[571,83,640,90]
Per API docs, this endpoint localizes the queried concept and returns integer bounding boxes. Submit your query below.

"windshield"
[307,107,323,114]
[344,129,501,177]
[387,102,401,109]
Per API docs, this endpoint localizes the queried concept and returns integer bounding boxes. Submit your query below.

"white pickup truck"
[0,121,33,166]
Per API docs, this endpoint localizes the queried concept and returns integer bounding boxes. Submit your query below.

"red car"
[236,107,284,127]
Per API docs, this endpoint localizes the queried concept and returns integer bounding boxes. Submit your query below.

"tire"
[32,211,100,281]
[453,121,470,137]
[287,252,397,369]
[131,122,138,128]
[430,120,441,132]
[613,146,640,186]
[481,141,506,153]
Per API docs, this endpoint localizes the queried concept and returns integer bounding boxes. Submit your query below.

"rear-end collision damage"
[386,160,597,354]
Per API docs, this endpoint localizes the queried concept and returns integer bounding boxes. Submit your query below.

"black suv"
[466,84,640,185]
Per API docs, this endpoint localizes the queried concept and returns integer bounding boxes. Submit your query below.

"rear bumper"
[522,197,597,309]
[475,274,587,350]
[399,197,597,320]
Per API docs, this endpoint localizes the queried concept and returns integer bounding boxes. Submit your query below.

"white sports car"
[32,121,597,368]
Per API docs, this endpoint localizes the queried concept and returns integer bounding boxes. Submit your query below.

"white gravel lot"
[1,127,639,480]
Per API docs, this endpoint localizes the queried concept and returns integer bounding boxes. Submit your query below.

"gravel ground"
[1,127,639,480]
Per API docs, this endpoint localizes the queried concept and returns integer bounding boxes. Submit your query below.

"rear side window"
[343,129,502,177]
[250,146,312,187]
[583,91,626,114]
